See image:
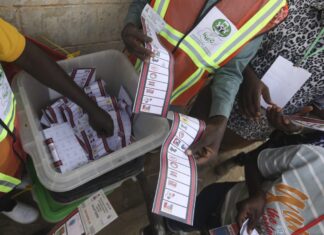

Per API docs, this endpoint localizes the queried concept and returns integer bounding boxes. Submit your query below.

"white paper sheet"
[261,56,311,108]
[240,220,259,235]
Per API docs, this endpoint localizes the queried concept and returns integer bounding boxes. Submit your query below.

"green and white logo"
[212,19,231,37]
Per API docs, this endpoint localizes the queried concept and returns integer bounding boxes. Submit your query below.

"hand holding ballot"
[266,105,314,134]
[238,65,274,119]
[122,23,154,61]
[85,104,114,137]
[186,116,227,166]
[236,193,266,235]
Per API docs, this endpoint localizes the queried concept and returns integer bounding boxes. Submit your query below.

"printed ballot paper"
[133,4,174,117]
[41,68,133,173]
[48,190,117,235]
[260,56,311,108]
[290,115,324,132]
[152,112,205,225]
[43,123,88,173]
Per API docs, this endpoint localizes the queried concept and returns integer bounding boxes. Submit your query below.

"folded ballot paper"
[41,68,133,173]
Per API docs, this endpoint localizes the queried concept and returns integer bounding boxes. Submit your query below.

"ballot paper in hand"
[290,115,324,132]
[133,4,174,117]
[240,220,259,235]
[260,56,311,108]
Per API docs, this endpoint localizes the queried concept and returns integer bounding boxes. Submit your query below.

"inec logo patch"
[212,19,231,37]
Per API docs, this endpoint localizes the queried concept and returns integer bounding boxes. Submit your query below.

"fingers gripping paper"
[152,112,205,225]
[133,4,174,117]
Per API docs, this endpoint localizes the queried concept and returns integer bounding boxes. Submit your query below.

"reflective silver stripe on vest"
[156,0,167,15]
[181,40,214,69]
[213,0,284,64]
[171,69,205,100]
[0,180,16,190]
[160,27,182,43]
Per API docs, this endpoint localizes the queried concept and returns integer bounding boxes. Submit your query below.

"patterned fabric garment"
[221,145,324,235]
[228,0,324,140]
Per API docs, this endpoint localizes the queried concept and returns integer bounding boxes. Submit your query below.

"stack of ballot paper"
[41,68,133,173]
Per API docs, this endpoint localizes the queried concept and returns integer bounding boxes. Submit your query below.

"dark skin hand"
[236,192,266,234]
[186,116,227,165]
[313,105,324,119]
[266,105,313,133]
[239,65,274,120]
[236,151,266,234]
[122,23,154,61]
[14,39,114,136]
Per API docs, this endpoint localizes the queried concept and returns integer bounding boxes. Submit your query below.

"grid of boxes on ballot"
[40,68,133,174]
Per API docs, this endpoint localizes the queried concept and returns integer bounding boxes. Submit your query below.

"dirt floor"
[0,142,262,235]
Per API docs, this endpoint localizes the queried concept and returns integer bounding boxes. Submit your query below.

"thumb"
[186,138,205,157]
[296,106,313,116]
[262,85,273,105]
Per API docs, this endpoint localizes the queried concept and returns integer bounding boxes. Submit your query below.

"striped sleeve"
[257,144,324,179]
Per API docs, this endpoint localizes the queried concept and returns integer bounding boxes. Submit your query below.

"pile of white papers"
[41,68,132,173]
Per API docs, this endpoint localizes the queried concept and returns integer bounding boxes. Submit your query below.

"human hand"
[266,105,313,133]
[239,68,274,120]
[186,116,227,165]
[121,23,153,61]
[236,192,266,234]
[86,106,114,137]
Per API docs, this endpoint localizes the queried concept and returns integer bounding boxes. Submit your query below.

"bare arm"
[14,39,114,136]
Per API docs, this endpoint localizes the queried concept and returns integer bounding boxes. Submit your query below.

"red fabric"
[0,115,25,197]
[146,0,288,107]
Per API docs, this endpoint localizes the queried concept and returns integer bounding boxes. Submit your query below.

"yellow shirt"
[0,18,25,62]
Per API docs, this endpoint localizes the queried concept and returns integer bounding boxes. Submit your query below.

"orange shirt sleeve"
[0,18,26,62]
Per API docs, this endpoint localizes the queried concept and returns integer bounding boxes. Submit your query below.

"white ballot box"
[12,50,169,193]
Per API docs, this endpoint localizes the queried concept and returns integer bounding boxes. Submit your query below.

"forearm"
[245,159,264,197]
[208,115,228,147]
[209,37,263,118]
[14,39,98,114]
[124,0,148,27]
[209,75,242,118]
[242,64,258,80]
[208,115,227,132]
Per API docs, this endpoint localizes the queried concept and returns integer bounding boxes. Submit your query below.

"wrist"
[122,23,136,36]
[208,115,228,125]
[251,189,266,200]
